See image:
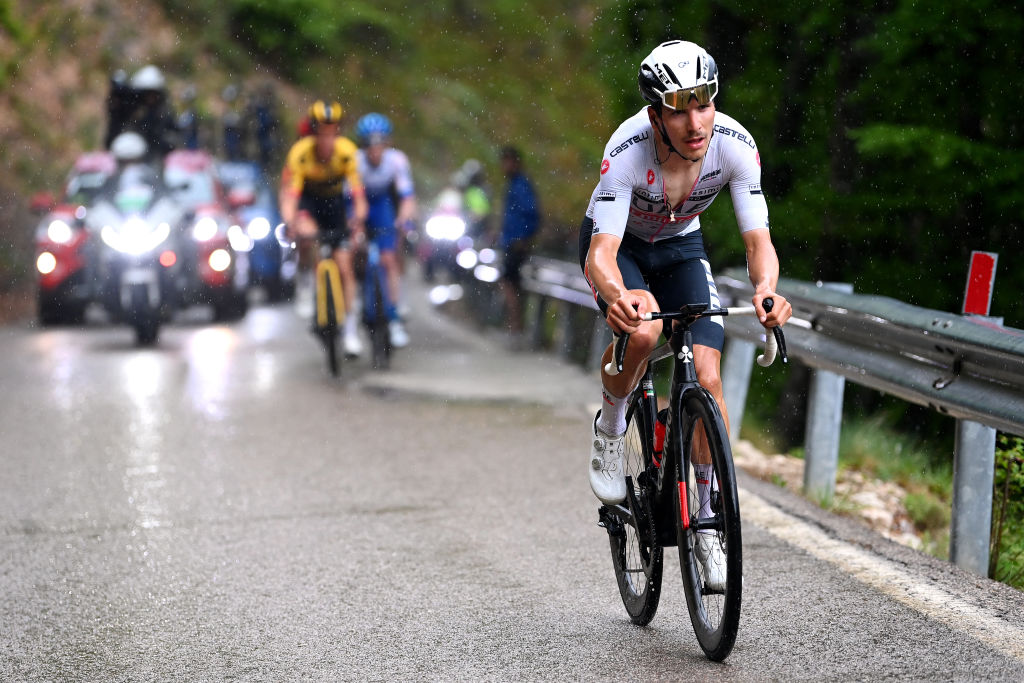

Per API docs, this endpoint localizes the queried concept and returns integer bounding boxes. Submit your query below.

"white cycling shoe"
[694,532,727,592]
[589,413,627,505]
[344,330,363,357]
[389,320,410,348]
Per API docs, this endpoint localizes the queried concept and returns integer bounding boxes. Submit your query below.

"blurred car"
[163,149,249,321]
[33,151,117,325]
[218,160,295,301]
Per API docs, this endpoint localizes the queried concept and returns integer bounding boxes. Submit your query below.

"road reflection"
[121,351,167,530]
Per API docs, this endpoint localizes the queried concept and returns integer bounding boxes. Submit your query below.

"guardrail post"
[950,419,996,576]
[721,336,756,446]
[802,368,846,501]
[801,282,852,502]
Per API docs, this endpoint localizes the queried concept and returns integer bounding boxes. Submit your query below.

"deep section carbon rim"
[677,391,741,661]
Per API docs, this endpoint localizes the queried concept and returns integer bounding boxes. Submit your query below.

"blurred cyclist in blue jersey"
[353,113,417,347]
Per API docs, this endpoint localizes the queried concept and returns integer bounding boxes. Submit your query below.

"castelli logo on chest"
[601,159,610,175]
[647,169,655,185]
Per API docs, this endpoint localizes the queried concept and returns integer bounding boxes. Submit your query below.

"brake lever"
[761,297,788,364]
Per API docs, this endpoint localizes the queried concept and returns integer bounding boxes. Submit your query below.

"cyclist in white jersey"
[354,113,417,347]
[581,41,792,551]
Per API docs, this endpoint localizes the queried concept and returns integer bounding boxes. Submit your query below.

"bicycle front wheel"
[607,397,663,625]
[676,388,741,661]
[321,268,340,377]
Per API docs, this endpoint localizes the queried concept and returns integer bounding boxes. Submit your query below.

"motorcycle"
[88,163,186,345]
[418,186,481,283]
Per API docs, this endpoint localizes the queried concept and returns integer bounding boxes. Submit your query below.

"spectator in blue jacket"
[499,146,540,344]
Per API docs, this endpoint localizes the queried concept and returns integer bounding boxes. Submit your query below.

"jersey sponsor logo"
[756,151,761,167]
[608,131,650,158]
[699,168,722,183]
[600,159,610,175]
[596,191,616,202]
[713,124,756,150]
[647,169,655,185]
[748,183,763,196]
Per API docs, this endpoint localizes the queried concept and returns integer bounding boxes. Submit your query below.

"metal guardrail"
[512,255,1024,577]
[716,268,1024,436]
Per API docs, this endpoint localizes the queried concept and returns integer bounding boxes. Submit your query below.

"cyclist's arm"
[396,194,417,226]
[742,228,791,327]
[586,233,644,334]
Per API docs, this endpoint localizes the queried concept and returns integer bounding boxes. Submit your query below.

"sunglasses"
[661,81,718,110]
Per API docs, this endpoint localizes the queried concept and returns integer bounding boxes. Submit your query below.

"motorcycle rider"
[123,65,179,158]
[353,113,417,348]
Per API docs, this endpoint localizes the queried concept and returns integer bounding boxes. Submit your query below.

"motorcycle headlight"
[246,216,271,241]
[46,219,73,244]
[101,218,171,255]
[192,216,219,242]
[425,215,466,241]
[227,224,254,252]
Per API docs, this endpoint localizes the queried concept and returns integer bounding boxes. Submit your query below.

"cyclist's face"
[656,99,716,160]
[366,141,385,166]
[315,122,339,157]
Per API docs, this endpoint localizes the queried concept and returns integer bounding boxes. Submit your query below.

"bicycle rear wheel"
[368,272,391,370]
[606,396,663,625]
[676,388,741,661]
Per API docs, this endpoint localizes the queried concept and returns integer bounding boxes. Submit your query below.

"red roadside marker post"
[951,250,1000,576]
[962,251,998,316]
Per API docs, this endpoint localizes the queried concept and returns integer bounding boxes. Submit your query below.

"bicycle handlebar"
[603,297,788,376]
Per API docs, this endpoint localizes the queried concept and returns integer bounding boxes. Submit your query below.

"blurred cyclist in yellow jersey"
[280,100,368,356]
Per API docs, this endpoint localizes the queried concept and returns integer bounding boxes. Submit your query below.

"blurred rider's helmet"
[310,100,344,128]
[111,132,149,161]
[130,65,166,91]
[638,40,719,110]
[460,159,483,184]
[354,113,393,145]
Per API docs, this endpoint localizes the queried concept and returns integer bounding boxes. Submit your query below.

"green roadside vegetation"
[743,366,1024,589]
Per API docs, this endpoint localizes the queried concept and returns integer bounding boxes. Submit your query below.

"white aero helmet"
[110,132,148,161]
[638,40,719,110]
[130,64,166,91]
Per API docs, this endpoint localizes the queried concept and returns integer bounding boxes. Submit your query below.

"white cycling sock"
[597,388,628,436]
[344,313,358,336]
[694,463,716,527]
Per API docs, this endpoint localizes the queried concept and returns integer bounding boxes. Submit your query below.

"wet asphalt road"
[2,290,1023,681]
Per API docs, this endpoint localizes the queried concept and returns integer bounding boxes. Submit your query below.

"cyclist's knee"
[694,348,724,395]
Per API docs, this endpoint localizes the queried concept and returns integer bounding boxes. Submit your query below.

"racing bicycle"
[598,300,787,662]
[360,241,392,370]
[313,235,346,377]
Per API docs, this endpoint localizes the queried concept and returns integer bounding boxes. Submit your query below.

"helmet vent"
[661,63,682,88]
[696,56,702,81]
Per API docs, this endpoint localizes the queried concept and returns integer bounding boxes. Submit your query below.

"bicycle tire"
[675,388,741,661]
[607,396,663,625]
[321,266,340,377]
[369,272,390,370]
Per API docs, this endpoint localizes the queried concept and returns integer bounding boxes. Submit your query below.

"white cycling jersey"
[586,108,768,242]
[357,147,415,202]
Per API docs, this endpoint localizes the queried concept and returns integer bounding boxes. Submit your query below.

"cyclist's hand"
[753,290,792,328]
[607,290,647,335]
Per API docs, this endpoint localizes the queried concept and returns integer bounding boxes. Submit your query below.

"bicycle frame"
[601,318,708,548]
[315,255,345,329]
[601,301,784,546]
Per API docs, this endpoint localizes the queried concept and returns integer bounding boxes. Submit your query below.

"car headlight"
[192,216,219,242]
[246,216,271,241]
[46,219,73,244]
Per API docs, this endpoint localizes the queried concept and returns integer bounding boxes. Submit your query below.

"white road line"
[741,488,1024,662]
